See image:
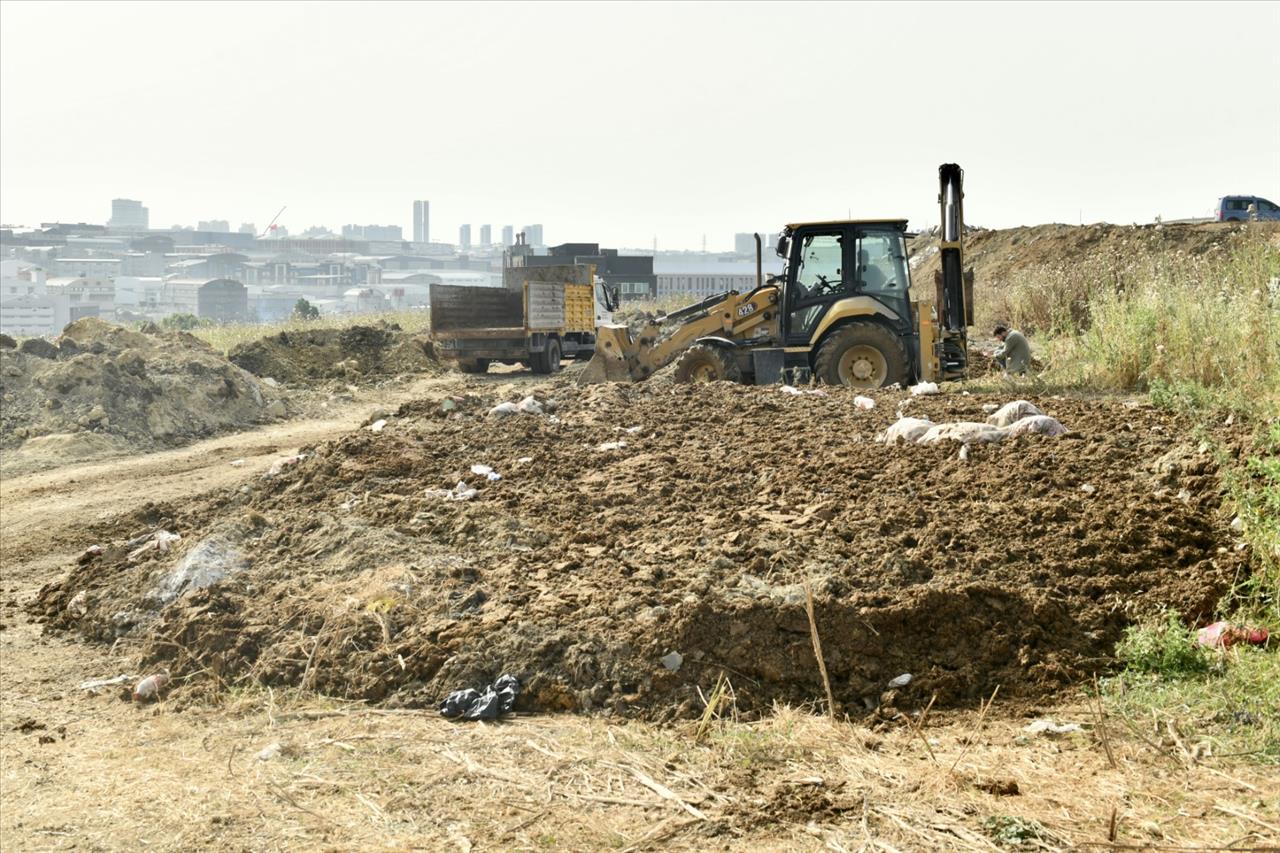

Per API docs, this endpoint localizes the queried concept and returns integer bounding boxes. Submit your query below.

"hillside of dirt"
[33,380,1249,720]
[908,220,1280,330]
[0,318,288,475]
[228,323,439,387]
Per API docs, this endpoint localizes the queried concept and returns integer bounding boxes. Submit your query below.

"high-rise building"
[459,224,472,250]
[198,219,231,233]
[734,233,757,255]
[109,198,149,231]
[522,224,544,246]
[413,200,430,243]
[480,224,492,246]
[238,223,256,235]
[502,225,514,246]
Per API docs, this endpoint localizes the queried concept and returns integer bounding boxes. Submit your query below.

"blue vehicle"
[1215,195,1280,222]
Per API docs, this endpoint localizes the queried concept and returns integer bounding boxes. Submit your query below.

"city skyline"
[2,3,1277,251]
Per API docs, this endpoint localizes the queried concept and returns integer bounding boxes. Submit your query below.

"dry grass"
[190,309,432,355]
[5,669,1278,851]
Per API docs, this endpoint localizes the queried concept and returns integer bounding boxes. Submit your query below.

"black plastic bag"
[439,674,520,721]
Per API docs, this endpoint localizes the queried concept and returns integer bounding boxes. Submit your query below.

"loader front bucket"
[578,351,635,384]
[577,324,639,384]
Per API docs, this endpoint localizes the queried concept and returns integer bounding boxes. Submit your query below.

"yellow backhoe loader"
[580,163,973,387]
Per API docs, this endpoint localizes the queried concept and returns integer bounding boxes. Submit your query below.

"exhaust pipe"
[754,232,763,288]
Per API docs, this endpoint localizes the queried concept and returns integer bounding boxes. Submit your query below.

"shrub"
[1115,611,1210,678]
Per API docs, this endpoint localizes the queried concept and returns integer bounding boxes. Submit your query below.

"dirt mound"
[0,318,288,474]
[909,221,1279,331]
[33,383,1247,718]
[228,323,439,387]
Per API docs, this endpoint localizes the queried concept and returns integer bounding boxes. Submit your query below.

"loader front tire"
[814,323,908,388]
[674,344,741,384]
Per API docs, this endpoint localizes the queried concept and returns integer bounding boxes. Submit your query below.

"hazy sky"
[2,1,1277,250]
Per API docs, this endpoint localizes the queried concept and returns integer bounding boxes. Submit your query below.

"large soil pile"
[228,323,438,387]
[0,319,288,473]
[34,382,1247,718]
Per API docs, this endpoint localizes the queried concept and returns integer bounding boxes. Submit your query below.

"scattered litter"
[132,671,171,702]
[517,456,533,464]
[881,416,934,445]
[987,400,1044,427]
[127,529,181,560]
[1024,720,1081,736]
[80,544,103,559]
[596,440,628,452]
[470,464,502,482]
[257,742,283,761]
[909,382,940,396]
[229,458,245,467]
[1197,621,1269,649]
[439,674,520,721]
[264,453,307,477]
[622,425,644,434]
[367,419,387,433]
[517,395,544,415]
[426,481,479,501]
[958,445,970,461]
[661,651,684,672]
[1006,415,1067,438]
[888,673,913,688]
[262,377,280,388]
[853,395,876,410]
[1080,483,1096,494]
[488,402,519,418]
[780,385,827,396]
[79,674,134,693]
[441,398,457,412]
[1229,516,1244,534]
[150,536,249,605]
[981,403,999,414]
[918,422,1007,445]
[68,590,88,617]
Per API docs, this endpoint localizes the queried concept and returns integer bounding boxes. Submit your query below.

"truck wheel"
[674,344,741,383]
[456,358,489,374]
[531,338,561,374]
[814,323,908,388]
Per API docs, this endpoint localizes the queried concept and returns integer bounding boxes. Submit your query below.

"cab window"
[788,231,846,338]
[855,232,907,298]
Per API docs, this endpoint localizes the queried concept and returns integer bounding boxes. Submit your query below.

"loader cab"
[778,220,914,346]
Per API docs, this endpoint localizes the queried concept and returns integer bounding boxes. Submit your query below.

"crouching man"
[993,324,1031,375]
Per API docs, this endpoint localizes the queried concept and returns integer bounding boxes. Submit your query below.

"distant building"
[198,220,231,233]
[480,224,491,246]
[734,233,758,255]
[502,225,514,246]
[657,273,758,299]
[522,224,544,247]
[515,241,655,301]
[413,200,430,243]
[44,276,116,329]
[48,256,122,279]
[109,198,149,231]
[161,277,248,321]
[238,223,256,235]
[459,224,471,250]
[342,224,403,241]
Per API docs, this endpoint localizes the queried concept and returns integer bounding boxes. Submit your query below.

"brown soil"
[31,379,1249,719]
[228,323,439,387]
[0,318,288,476]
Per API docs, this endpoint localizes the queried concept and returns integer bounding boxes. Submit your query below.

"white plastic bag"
[1005,414,1067,437]
[918,422,1008,445]
[909,382,940,396]
[882,417,933,445]
[987,400,1044,427]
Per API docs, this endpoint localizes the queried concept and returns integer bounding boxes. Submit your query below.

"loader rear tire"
[814,323,908,388]
[674,344,741,384]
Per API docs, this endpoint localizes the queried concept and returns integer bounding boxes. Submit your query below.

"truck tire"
[674,344,741,383]
[531,338,562,374]
[814,323,908,388]
[456,358,490,374]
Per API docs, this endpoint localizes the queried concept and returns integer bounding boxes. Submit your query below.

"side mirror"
[776,235,789,258]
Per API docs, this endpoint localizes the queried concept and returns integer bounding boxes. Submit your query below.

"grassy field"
[189,308,431,355]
